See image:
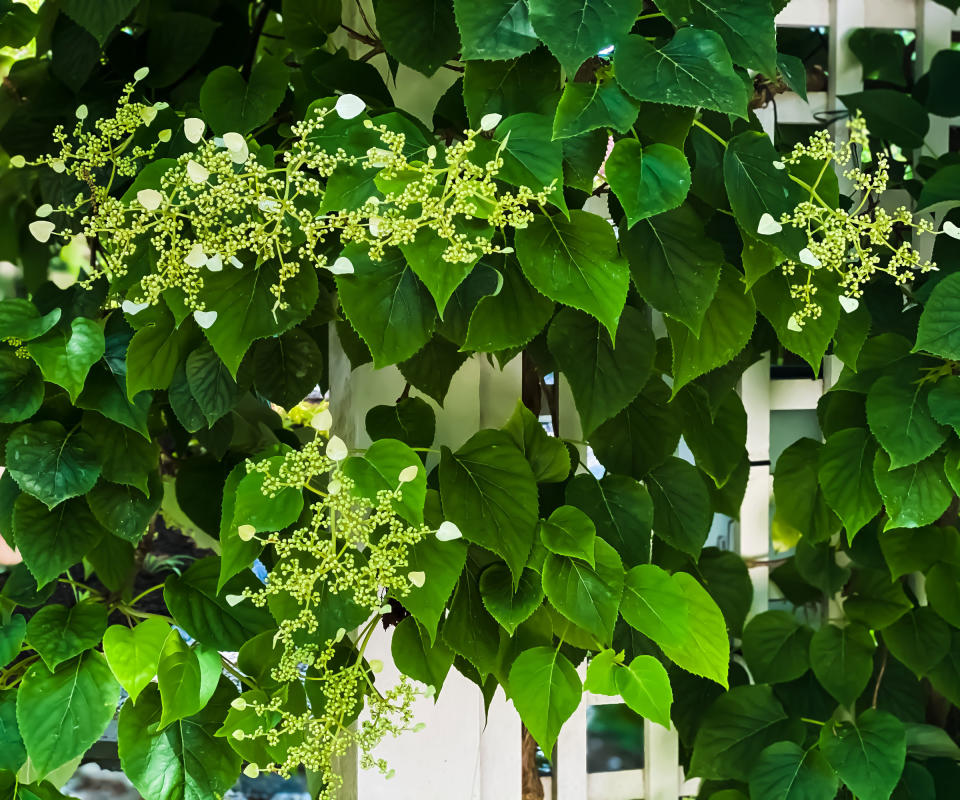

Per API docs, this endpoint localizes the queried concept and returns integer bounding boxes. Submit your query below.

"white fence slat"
[643,721,680,800]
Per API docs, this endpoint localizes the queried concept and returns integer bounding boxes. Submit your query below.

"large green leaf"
[585,650,673,728]
[184,342,239,427]
[867,376,946,469]
[839,90,929,150]
[164,557,274,651]
[199,259,318,376]
[439,429,539,583]
[454,0,538,60]
[252,329,323,410]
[462,49,561,127]
[817,427,881,539]
[398,335,469,406]
[0,300,60,341]
[542,539,624,645]
[656,0,778,75]
[12,495,106,588]
[565,473,653,569]
[646,456,712,557]
[441,568,501,676]
[76,363,152,440]
[883,607,950,678]
[25,601,107,672]
[396,531,468,643]
[0,614,25,668]
[620,203,723,336]
[17,651,119,777]
[926,562,960,628]
[337,245,435,368]
[5,421,101,509]
[527,0,641,76]
[724,131,806,256]
[676,387,748,488]
[666,265,756,392]
[199,56,288,134]
[548,304,655,436]
[539,505,597,564]
[809,623,875,707]
[374,0,459,76]
[819,709,906,800]
[26,317,105,403]
[0,350,43,423]
[341,438,426,524]
[81,414,158,495]
[689,685,788,781]
[508,646,581,755]
[87,474,162,544]
[844,569,912,630]
[479,563,543,635]
[928,375,960,435]
[462,260,555,352]
[874,451,952,530]
[102,618,171,704]
[773,438,839,547]
[606,140,691,228]
[916,272,960,360]
[591,378,681,479]
[620,564,729,686]
[118,683,241,800]
[391,616,455,693]
[502,401,571,483]
[614,29,748,117]
[741,610,812,684]
[231,454,304,534]
[748,741,839,800]
[0,689,25,772]
[124,310,194,399]
[515,210,629,340]
[157,633,219,730]
[552,79,640,139]
[61,0,136,43]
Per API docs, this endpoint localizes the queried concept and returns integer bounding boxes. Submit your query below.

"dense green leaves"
[26,317,104,403]
[749,742,839,800]
[25,601,107,671]
[585,650,673,727]
[102,619,170,704]
[6,421,101,508]
[818,428,881,538]
[199,57,288,134]
[646,456,713,557]
[867,376,946,468]
[375,0,459,76]
[742,610,812,684]
[916,273,960,360]
[874,451,952,529]
[615,28,748,117]
[0,350,43,423]
[479,564,543,635]
[454,0,539,60]
[565,473,653,569]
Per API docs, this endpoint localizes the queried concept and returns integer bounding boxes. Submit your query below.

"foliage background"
[2,1,960,799]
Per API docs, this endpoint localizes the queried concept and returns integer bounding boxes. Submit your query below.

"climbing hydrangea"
[770,114,938,328]
[231,431,436,796]
[20,71,552,315]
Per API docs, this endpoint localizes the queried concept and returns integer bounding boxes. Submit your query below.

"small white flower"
[9,156,25,168]
[329,256,354,275]
[230,697,247,710]
[225,594,246,607]
[184,243,207,268]
[139,106,158,126]
[798,248,822,268]
[136,189,163,211]
[369,659,384,673]
[326,435,348,461]
[757,213,782,236]
[335,93,365,120]
[35,204,53,218]
[75,104,88,120]
[787,315,802,333]
[206,254,223,272]
[133,67,150,82]
[243,764,260,779]
[121,300,149,315]
[408,571,426,588]
[943,221,960,240]
[158,129,172,143]
[436,521,462,541]
[183,117,205,143]
[427,145,437,160]
[50,159,66,173]
[398,465,419,484]
[334,627,346,642]
[839,295,859,313]
[193,309,218,329]
[311,409,332,431]
[258,198,280,213]
[186,160,209,183]
[237,524,257,541]
[369,216,382,237]
[28,220,55,243]
[480,112,502,131]
[773,160,786,170]
[229,255,243,269]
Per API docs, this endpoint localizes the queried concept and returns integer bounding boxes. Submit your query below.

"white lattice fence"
[328,1,958,797]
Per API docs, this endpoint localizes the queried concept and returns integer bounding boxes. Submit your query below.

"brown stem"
[521,725,544,800]
[872,642,888,709]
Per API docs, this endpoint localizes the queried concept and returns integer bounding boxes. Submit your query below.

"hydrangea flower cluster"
[19,70,551,317]
[762,114,939,329]
[231,429,437,794]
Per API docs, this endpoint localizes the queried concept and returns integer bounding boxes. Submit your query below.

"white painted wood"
[770,377,826,411]
[590,769,644,800]
[776,92,829,125]
[556,698,588,800]
[643,720,680,800]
